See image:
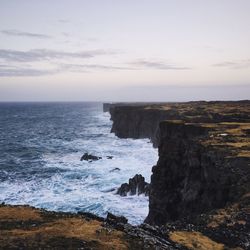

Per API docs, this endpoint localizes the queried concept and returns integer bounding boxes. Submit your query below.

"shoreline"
[1,101,249,249]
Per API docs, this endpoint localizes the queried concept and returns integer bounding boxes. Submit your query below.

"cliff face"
[145,121,249,225]
[110,106,171,147]
[109,101,250,147]
[107,101,250,227]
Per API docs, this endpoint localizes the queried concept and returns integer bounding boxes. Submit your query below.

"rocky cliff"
[106,101,250,249]
[145,120,250,225]
[109,101,250,147]
[110,106,170,147]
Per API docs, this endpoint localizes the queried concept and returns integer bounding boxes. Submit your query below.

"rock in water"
[106,155,113,159]
[80,153,102,161]
[117,174,150,196]
[109,168,120,172]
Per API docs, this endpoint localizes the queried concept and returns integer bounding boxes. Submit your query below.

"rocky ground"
[1,200,249,249]
[0,204,183,249]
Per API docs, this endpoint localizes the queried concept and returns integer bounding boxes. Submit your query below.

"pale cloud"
[129,59,191,70]
[0,62,133,77]
[59,63,133,72]
[58,19,70,23]
[213,59,250,69]
[1,29,52,39]
[0,65,58,77]
[0,49,111,62]
[0,48,191,77]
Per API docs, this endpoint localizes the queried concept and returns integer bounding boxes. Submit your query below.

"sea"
[0,102,158,225]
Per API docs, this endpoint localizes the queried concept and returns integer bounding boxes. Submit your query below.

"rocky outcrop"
[80,153,102,161]
[106,212,128,229]
[117,174,150,196]
[145,120,250,225]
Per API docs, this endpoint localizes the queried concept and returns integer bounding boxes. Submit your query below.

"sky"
[0,0,249,101]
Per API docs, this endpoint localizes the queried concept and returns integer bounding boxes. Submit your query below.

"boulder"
[106,212,128,226]
[117,174,150,196]
[80,153,102,161]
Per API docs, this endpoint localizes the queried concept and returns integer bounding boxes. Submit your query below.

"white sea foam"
[0,111,158,225]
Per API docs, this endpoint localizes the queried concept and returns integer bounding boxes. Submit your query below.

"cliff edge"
[109,101,250,147]
[106,101,250,249]
[145,120,250,225]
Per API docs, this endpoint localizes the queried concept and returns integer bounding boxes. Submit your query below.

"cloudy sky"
[0,0,249,101]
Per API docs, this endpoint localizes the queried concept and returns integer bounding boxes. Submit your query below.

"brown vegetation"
[169,231,225,250]
[0,205,128,249]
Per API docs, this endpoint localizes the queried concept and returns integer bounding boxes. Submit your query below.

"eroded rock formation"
[117,174,150,196]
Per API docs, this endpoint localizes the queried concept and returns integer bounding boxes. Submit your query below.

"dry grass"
[144,105,172,111]
[169,231,224,250]
[207,208,233,228]
[206,195,250,229]
[0,205,128,250]
[0,206,42,221]
[224,123,250,136]
[225,142,250,148]
[237,151,250,157]
[3,218,127,250]
[200,123,219,128]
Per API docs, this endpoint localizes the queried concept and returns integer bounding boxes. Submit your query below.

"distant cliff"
[103,102,169,113]
[110,106,171,147]
[109,101,250,147]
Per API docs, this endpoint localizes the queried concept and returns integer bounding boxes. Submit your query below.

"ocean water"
[0,102,158,224]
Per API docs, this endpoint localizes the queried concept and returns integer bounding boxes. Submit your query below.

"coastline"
[1,101,249,249]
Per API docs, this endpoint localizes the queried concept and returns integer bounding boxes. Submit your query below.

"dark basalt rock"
[100,101,250,249]
[145,121,250,225]
[106,212,128,224]
[109,167,120,172]
[110,106,167,147]
[106,212,128,230]
[102,188,116,193]
[117,174,150,196]
[107,101,250,147]
[80,153,102,161]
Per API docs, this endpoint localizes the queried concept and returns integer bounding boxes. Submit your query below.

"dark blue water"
[0,102,157,224]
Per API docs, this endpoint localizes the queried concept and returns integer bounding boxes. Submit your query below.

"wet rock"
[117,174,150,196]
[109,167,120,172]
[106,212,128,230]
[102,188,116,193]
[80,153,102,161]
